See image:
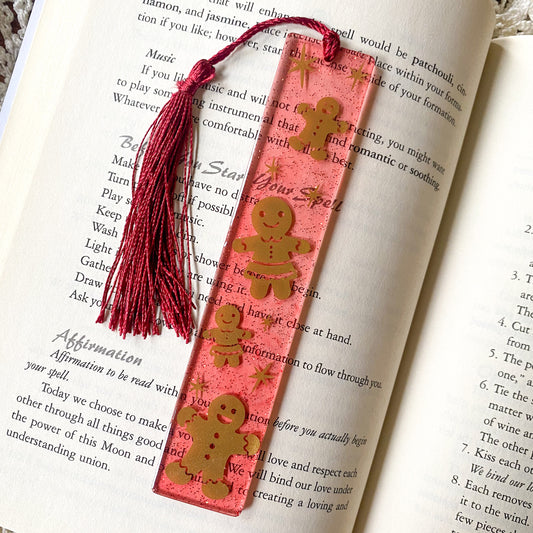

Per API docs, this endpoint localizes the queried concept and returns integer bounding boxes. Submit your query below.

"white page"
[358,36,533,533]
[0,1,493,531]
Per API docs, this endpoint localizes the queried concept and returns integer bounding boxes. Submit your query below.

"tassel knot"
[322,30,340,61]
[178,59,216,95]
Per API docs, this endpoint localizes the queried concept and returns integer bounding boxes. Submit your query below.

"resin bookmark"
[153,34,374,515]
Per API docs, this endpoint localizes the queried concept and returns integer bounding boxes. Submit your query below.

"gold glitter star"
[189,375,207,399]
[304,185,322,207]
[265,158,280,180]
[289,43,317,88]
[261,315,274,331]
[347,65,369,90]
[250,363,275,392]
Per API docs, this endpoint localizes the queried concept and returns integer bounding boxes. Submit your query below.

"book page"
[357,37,533,532]
[0,0,493,531]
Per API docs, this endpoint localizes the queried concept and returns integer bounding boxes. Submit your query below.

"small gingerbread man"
[164,394,260,500]
[232,197,311,300]
[202,304,252,368]
[289,96,349,161]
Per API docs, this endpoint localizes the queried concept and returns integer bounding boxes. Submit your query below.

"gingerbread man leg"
[202,478,230,500]
[288,135,305,151]
[227,353,241,367]
[310,147,328,161]
[271,279,292,299]
[250,278,271,299]
[210,347,227,368]
[165,460,193,485]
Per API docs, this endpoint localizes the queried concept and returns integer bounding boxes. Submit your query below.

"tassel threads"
[97,60,216,340]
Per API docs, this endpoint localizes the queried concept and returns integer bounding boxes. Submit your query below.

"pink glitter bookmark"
[154,34,374,515]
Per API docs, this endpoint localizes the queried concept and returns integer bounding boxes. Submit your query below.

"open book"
[0,0,531,531]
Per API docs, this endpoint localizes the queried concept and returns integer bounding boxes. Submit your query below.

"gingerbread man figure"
[232,197,311,300]
[289,96,348,161]
[164,394,260,500]
[202,304,252,368]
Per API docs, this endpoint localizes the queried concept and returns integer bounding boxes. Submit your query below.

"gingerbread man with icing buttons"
[232,196,311,300]
[202,304,252,368]
[164,394,260,500]
[289,96,349,161]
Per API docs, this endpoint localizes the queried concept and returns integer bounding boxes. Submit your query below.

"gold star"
[347,65,369,90]
[289,44,316,88]
[304,185,322,206]
[265,158,280,181]
[189,375,207,399]
[261,315,274,331]
[249,363,275,392]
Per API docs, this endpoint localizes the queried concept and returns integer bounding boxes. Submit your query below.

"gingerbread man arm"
[295,238,312,255]
[296,102,311,115]
[232,235,258,253]
[176,406,198,427]
[237,328,253,341]
[226,433,259,457]
[337,120,349,133]
[244,434,261,455]
[202,328,215,340]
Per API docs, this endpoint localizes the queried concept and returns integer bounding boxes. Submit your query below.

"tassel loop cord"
[180,18,340,98]
[207,17,340,66]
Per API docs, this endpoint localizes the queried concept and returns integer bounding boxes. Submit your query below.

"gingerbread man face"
[251,197,293,240]
[214,305,240,330]
[316,96,340,116]
[208,394,246,430]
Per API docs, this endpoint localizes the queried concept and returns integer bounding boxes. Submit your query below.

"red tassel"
[97,17,340,341]
[97,60,216,340]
